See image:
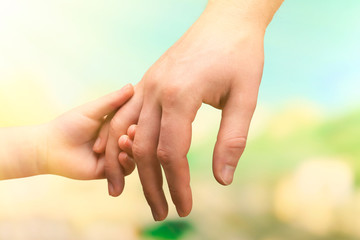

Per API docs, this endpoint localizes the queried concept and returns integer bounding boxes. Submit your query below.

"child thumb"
[78,84,134,120]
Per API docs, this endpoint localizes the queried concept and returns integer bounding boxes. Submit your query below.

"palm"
[47,111,105,180]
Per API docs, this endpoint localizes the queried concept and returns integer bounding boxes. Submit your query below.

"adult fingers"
[105,87,143,196]
[157,97,200,218]
[105,134,124,196]
[93,115,111,154]
[132,99,168,221]
[212,88,258,185]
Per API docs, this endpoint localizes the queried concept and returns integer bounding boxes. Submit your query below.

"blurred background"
[1,0,360,239]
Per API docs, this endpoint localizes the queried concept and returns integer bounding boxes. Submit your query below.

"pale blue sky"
[0,0,359,113]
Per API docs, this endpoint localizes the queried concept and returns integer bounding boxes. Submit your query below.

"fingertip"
[118,151,126,161]
[94,137,108,154]
[126,83,134,89]
[221,165,235,185]
[93,137,102,153]
[152,204,169,221]
[105,138,125,197]
[118,135,129,148]
[118,151,136,176]
[212,128,246,186]
[127,124,137,140]
[173,186,193,218]
[214,175,229,186]
[213,147,238,186]
[214,167,234,186]
[107,180,115,196]
[94,119,110,154]
[122,83,134,97]
[118,134,134,158]
[107,179,124,197]
[176,205,192,218]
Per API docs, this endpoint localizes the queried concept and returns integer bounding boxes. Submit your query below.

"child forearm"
[0,125,46,180]
[0,85,134,181]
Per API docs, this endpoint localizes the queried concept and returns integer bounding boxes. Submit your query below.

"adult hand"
[103,0,283,221]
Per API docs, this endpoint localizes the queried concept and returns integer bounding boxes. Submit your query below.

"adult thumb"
[212,90,257,185]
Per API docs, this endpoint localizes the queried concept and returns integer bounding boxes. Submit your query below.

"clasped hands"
[96,2,267,221]
[39,0,281,222]
[0,0,283,221]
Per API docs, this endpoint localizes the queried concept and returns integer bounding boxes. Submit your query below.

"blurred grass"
[1,0,360,239]
[141,220,193,240]
[183,105,360,239]
[1,91,360,239]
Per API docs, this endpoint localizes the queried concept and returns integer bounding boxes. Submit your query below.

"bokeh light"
[1,0,360,239]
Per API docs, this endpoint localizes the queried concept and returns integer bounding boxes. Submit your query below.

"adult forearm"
[206,0,284,30]
[0,125,45,180]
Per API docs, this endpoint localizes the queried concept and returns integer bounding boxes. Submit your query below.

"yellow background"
[1,0,360,239]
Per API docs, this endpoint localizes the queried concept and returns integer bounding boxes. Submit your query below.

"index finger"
[105,88,143,196]
[157,103,200,217]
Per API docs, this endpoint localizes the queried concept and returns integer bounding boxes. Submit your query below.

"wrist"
[0,125,49,180]
[35,124,50,175]
[206,0,284,31]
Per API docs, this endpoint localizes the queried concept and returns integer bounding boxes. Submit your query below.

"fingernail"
[176,207,187,218]
[119,135,128,145]
[124,83,132,91]
[108,180,115,196]
[93,137,101,151]
[151,209,161,221]
[221,165,235,185]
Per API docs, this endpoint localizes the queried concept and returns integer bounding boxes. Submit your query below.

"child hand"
[93,118,136,177]
[41,84,136,180]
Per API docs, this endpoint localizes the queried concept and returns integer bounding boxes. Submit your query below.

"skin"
[101,0,284,221]
[0,84,135,180]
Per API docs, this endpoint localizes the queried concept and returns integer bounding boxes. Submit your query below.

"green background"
[0,0,359,239]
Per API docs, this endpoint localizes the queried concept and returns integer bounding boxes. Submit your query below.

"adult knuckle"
[143,75,158,91]
[162,84,180,97]
[161,84,184,106]
[223,135,247,150]
[143,67,163,89]
[145,66,162,81]
[157,148,173,166]
[132,142,148,160]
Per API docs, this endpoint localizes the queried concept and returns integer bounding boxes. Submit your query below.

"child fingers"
[80,84,134,121]
[127,124,137,140]
[118,151,136,176]
[93,118,111,154]
[118,135,134,157]
[94,154,106,179]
